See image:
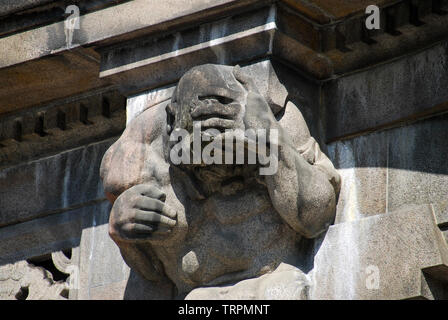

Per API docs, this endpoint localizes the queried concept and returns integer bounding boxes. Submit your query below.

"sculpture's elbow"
[297,179,337,239]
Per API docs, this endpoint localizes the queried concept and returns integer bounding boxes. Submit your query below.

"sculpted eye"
[198,95,233,105]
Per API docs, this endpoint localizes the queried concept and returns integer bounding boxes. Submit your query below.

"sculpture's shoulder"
[279,101,340,193]
[100,104,170,200]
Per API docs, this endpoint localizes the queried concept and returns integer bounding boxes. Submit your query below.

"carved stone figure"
[100,64,341,298]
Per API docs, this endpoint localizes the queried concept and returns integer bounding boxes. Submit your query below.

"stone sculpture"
[100,64,341,298]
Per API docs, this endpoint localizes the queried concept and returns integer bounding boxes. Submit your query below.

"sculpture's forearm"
[264,127,337,238]
[115,240,167,282]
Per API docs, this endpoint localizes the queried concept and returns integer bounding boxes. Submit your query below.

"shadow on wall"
[328,112,448,175]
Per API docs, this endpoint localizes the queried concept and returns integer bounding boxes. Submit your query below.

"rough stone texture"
[433,202,448,227]
[0,49,112,116]
[0,1,131,37]
[125,59,326,144]
[328,131,388,223]
[284,0,398,23]
[2,0,447,130]
[76,200,173,300]
[101,64,340,297]
[0,204,85,265]
[1,0,448,301]
[99,6,277,93]
[328,113,448,225]
[386,115,448,213]
[0,92,125,169]
[0,137,115,227]
[311,204,448,299]
[325,41,448,141]
[0,0,266,69]
[77,202,130,300]
[126,86,176,125]
[113,60,448,300]
[185,263,311,300]
[0,0,54,17]
[0,260,68,300]
[88,280,128,300]
[0,0,268,115]
[0,197,167,300]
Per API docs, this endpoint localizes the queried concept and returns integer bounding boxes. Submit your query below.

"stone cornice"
[1,0,447,140]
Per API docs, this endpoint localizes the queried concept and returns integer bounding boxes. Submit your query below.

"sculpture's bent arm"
[100,104,175,282]
[264,101,340,239]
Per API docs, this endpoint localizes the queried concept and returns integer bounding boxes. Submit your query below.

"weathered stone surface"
[328,131,388,223]
[433,202,448,227]
[1,0,448,302]
[0,49,112,116]
[125,59,326,150]
[0,260,68,300]
[126,86,175,125]
[2,0,447,132]
[74,199,173,300]
[89,280,128,300]
[325,41,448,141]
[0,0,54,17]
[0,201,109,265]
[0,98,125,169]
[386,115,448,213]
[0,0,267,69]
[0,0,268,115]
[0,137,115,227]
[99,6,276,93]
[77,206,130,300]
[0,0,130,38]
[328,113,448,224]
[283,0,398,23]
[101,64,340,297]
[311,204,448,299]
[185,263,310,300]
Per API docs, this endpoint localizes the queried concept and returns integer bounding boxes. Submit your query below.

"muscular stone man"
[100,64,340,297]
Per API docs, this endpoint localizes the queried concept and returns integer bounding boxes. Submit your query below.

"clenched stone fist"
[109,184,177,243]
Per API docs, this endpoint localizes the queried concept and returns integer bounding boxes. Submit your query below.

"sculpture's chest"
[158,185,300,291]
[182,187,291,259]
[197,187,273,225]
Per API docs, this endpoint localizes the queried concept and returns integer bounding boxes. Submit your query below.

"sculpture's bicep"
[100,104,169,200]
[278,101,340,195]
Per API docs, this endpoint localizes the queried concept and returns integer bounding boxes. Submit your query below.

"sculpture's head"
[166,64,247,136]
[164,64,277,187]
[164,65,248,179]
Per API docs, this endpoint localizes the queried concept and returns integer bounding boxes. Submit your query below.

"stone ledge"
[0,137,116,228]
[0,0,131,38]
[1,0,448,142]
[0,89,126,169]
[312,204,448,299]
[0,200,111,265]
[0,0,268,69]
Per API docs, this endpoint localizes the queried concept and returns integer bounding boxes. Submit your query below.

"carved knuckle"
[127,223,138,233]
[156,200,165,210]
[109,222,127,241]
[126,209,138,222]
